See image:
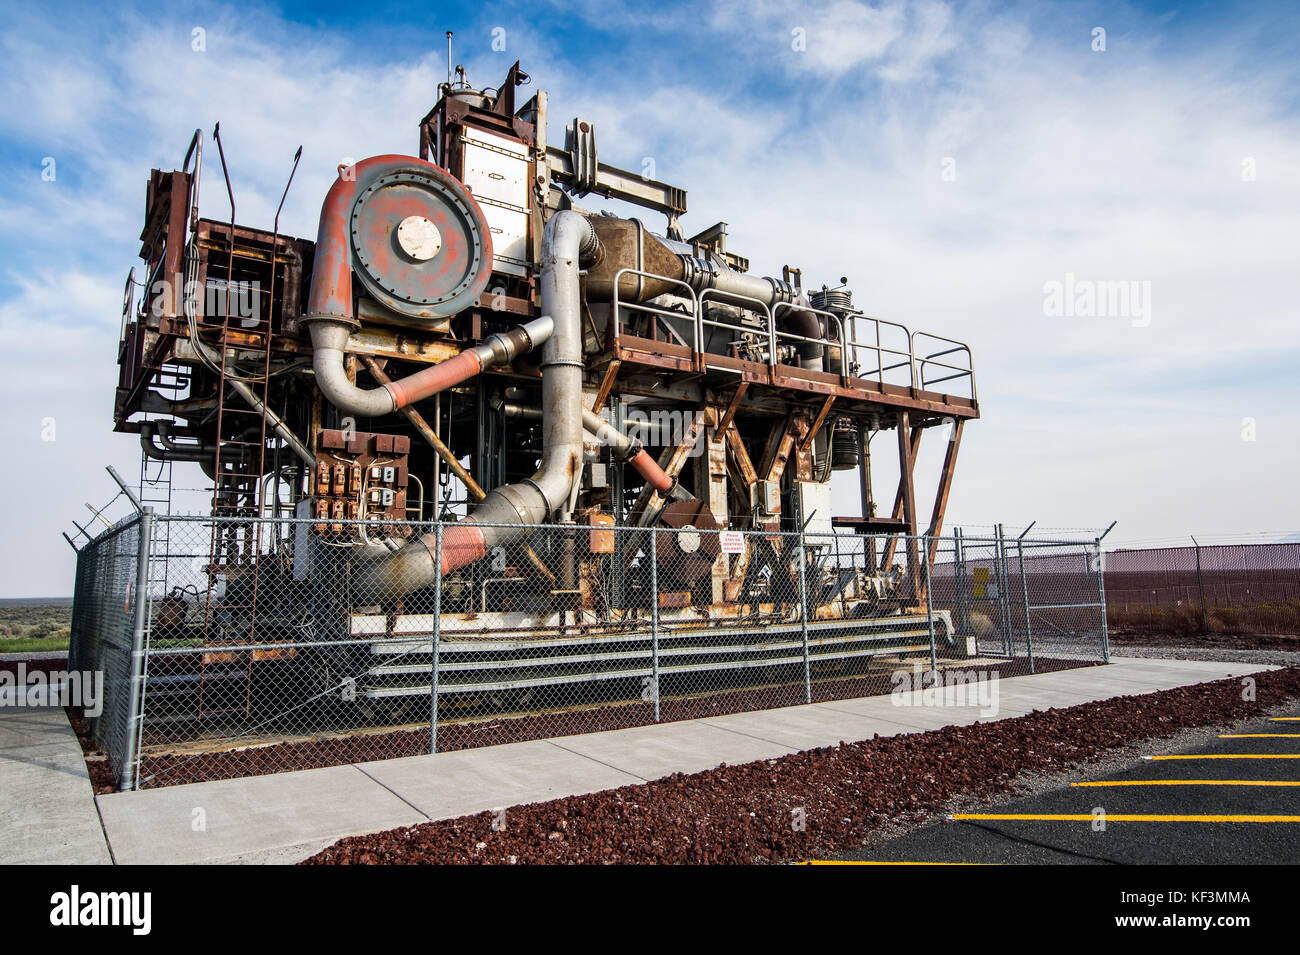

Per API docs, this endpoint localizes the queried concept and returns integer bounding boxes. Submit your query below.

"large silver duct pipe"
[678,256,800,311]
[353,211,600,598]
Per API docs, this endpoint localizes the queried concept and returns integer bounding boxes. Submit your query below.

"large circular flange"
[349,165,493,321]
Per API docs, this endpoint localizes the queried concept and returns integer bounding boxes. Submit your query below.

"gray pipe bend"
[498,403,640,461]
[476,210,598,543]
[307,320,397,418]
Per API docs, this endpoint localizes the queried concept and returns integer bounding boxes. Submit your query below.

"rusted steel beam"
[896,412,923,603]
[799,395,836,456]
[760,414,797,484]
[926,418,964,564]
[716,381,749,434]
[724,424,757,486]
[590,358,621,414]
[631,410,705,527]
[879,417,923,572]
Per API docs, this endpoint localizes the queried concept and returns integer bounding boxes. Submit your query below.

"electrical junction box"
[796,481,833,537]
[751,479,780,516]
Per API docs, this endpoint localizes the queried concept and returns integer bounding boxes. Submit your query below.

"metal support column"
[994,523,1012,656]
[1095,538,1110,663]
[1192,535,1208,634]
[953,527,967,637]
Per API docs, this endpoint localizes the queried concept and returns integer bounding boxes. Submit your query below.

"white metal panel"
[460,130,530,277]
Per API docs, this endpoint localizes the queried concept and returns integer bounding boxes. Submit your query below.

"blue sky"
[1,0,1297,594]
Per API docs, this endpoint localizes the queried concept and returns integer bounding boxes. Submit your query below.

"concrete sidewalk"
[0,705,112,864]
[89,657,1270,864]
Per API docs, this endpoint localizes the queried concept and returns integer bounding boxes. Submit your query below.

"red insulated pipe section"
[382,349,483,411]
[628,449,674,494]
[421,521,489,574]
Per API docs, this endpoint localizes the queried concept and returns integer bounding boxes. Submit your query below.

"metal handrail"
[771,301,848,380]
[610,267,698,351]
[698,287,774,365]
[910,330,975,401]
[603,265,975,400]
[120,268,136,344]
[181,128,202,235]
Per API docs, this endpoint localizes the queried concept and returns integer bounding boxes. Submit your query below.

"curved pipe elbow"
[309,316,555,418]
[579,408,674,494]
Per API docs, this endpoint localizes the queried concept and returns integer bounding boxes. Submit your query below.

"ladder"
[197,231,276,719]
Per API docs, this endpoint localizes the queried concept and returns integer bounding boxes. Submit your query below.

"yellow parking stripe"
[953,813,1300,823]
[1071,779,1300,788]
[1270,717,1300,722]
[808,860,991,865]
[1147,754,1300,760]
[1221,733,1300,738]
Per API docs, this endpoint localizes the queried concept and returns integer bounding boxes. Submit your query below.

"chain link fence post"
[1017,536,1035,673]
[1094,537,1110,663]
[952,527,967,635]
[648,526,660,721]
[993,523,1010,655]
[122,506,153,792]
[429,521,443,754]
[1192,535,1208,634]
[922,533,937,677]
[796,525,812,704]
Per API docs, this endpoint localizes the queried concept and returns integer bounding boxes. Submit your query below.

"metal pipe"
[678,256,799,310]
[502,401,674,495]
[354,211,600,596]
[308,316,552,417]
[226,378,314,465]
[139,423,209,462]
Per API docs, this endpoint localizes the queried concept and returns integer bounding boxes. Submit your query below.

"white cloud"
[0,1,1297,594]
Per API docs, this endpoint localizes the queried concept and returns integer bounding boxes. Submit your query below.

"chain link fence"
[66,512,147,786]
[1105,542,1300,636]
[68,513,1109,790]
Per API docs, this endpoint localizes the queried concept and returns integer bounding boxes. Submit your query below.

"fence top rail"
[143,512,1100,548]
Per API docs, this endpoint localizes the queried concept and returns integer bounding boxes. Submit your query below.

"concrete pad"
[0,706,111,865]
[817,697,992,731]
[700,702,921,750]
[358,739,642,820]
[97,764,425,865]
[549,719,798,779]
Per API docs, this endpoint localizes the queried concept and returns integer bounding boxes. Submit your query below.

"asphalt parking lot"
[834,704,1300,864]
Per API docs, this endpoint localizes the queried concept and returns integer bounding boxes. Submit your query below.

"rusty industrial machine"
[114,59,978,722]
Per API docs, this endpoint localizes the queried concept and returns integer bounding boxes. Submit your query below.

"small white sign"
[719,531,744,554]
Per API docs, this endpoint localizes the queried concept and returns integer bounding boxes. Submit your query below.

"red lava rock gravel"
[302,666,1299,865]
